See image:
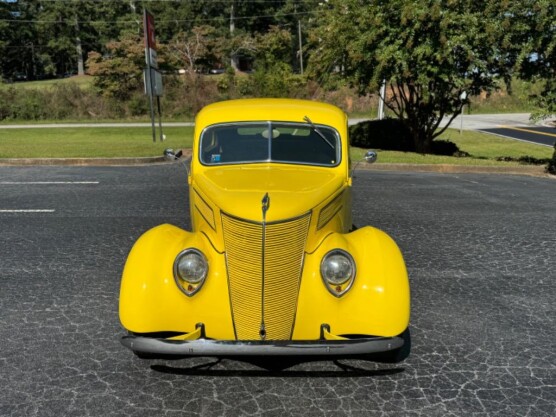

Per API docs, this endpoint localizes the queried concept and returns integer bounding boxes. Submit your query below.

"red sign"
[143,10,158,69]
[144,11,156,50]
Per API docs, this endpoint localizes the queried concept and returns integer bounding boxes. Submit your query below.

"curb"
[0,156,166,166]
[355,162,552,178]
[0,153,552,178]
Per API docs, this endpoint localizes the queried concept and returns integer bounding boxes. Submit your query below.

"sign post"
[459,91,467,135]
[143,10,164,142]
[378,80,386,120]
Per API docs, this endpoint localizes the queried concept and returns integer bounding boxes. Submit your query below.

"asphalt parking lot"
[0,164,555,417]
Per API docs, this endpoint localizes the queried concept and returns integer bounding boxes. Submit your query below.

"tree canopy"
[0,0,553,151]
[0,0,316,80]
[506,0,555,120]
[309,0,544,152]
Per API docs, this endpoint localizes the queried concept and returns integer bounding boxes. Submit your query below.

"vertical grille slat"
[222,212,311,340]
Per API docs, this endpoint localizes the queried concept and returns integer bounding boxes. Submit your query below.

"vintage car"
[119,98,410,362]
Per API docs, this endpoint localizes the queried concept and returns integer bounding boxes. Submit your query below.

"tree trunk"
[75,15,84,76]
[412,128,433,154]
[229,4,238,71]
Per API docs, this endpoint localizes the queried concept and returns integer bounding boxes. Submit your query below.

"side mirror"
[164,148,183,161]
[364,150,378,164]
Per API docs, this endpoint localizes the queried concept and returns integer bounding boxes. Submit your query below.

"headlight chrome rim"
[173,248,208,296]
[320,249,356,297]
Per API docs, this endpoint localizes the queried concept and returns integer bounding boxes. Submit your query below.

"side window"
[200,129,220,163]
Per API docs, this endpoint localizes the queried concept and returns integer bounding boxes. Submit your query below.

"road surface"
[479,126,555,147]
[1,164,554,416]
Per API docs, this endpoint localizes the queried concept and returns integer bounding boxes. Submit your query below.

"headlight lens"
[173,249,208,296]
[320,249,356,296]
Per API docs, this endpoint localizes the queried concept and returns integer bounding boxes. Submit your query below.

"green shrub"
[0,87,17,120]
[349,118,465,156]
[236,76,254,96]
[548,143,556,175]
[432,140,468,156]
[14,91,49,120]
[248,63,305,97]
[496,155,551,165]
[128,95,148,116]
[349,119,413,150]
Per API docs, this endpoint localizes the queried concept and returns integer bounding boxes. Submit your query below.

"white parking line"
[0,181,97,213]
[0,209,55,213]
[0,181,99,185]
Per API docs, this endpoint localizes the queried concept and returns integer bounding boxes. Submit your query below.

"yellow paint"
[167,326,203,341]
[293,227,410,339]
[119,224,235,339]
[119,99,409,342]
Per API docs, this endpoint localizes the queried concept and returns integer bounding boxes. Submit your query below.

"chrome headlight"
[320,249,356,297]
[173,248,208,296]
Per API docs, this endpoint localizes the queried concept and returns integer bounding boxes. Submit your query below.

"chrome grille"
[222,212,311,340]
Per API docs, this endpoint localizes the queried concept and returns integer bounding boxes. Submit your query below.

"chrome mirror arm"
[351,150,378,179]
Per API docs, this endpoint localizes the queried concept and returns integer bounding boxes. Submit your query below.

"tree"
[255,26,293,70]
[509,1,555,120]
[309,0,509,153]
[86,34,145,99]
[168,26,224,74]
[226,30,257,72]
[0,0,41,80]
[0,0,136,80]
[250,26,299,97]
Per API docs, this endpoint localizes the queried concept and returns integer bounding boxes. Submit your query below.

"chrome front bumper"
[121,335,404,357]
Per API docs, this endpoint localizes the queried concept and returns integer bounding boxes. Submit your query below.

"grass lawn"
[352,128,553,166]
[0,75,94,90]
[0,126,552,167]
[0,126,193,158]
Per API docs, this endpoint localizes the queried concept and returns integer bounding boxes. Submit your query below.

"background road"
[0,165,555,416]
[479,126,556,147]
[1,112,550,131]
[440,113,556,147]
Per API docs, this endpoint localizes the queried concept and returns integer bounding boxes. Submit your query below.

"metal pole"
[298,20,304,75]
[157,95,163,141]
[460,105,464,134]
[148,69,156,142]
[459,91,467,135]
[378,80,386,120]
[144,9,156,142]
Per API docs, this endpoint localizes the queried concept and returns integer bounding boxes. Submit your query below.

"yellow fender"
[293,226,410,339]
[119,224,235,339]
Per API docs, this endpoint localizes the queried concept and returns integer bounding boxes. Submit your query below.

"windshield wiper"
[303,116,335,149]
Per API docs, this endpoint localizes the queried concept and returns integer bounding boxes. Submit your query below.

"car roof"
[195,98,347,130]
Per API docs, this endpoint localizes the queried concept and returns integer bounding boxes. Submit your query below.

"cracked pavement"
[0,165,554,416]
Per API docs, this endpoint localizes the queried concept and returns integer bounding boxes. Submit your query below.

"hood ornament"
[260,192,270,340]
[262,192,270,216]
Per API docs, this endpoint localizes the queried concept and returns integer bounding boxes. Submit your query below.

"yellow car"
[119,98,410,362]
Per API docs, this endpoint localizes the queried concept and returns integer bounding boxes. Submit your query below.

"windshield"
[199,122,340,166]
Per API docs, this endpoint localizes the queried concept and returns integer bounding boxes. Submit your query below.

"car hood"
[193,165,345,222]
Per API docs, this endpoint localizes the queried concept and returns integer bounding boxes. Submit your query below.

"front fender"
[119,224,234,339]
[293,226,410,339]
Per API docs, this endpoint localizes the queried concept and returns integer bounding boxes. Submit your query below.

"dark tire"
[373,327,411,363]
